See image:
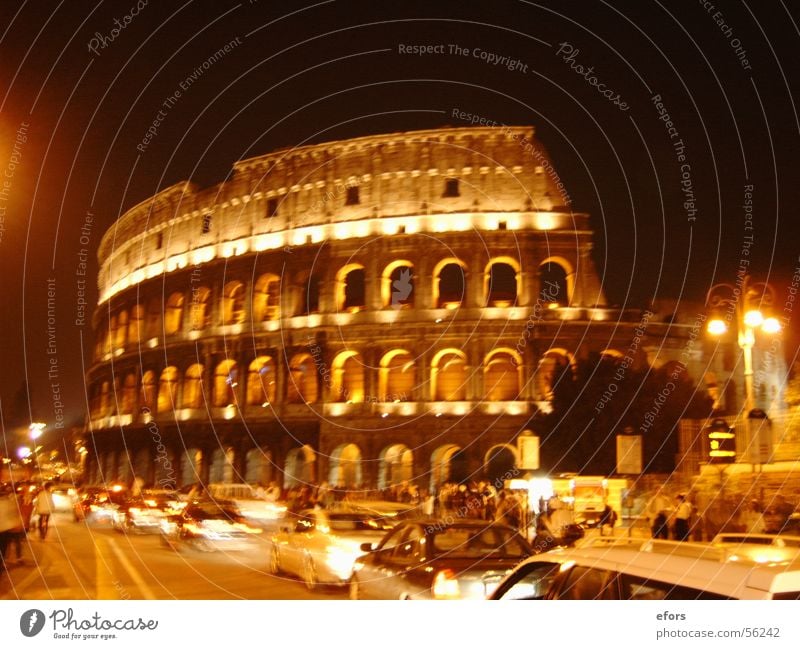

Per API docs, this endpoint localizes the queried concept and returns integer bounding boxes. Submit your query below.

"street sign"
[616,434,642,474]
[746,409,773,464]
[707,418,736,463]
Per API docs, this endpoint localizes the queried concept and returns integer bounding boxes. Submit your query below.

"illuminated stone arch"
[247,356,277,406]
[164,292,184,335]
[121,373,138,414]
[538,256,574,305]
[433,257,466,309]
[128,304,145,343]
[381,260,414,309]
[221,280,246,325]
[284,444,316,488]
[430,444,462,492]
[535,348,576,400]
[431,348,468,401]
[114,310,129,348]
[157,366,180,413]
[245,447,273,485]
[189,286,211,330]
[328,443,363,488]
[180,448,203,486]
[209,446,235,484]
[182,363,205,409]
[484,257,521,307]
[295,270,321,316]
[213,359,238,407]
[287,353,318,404]
[252,273,281,322]
[336,263,366,312]
[140,370,157,412]
[379,349,415,402]
[378,444,414,490]
[483,348,523,401]
[331,350,365,402]
[484,444,518,483]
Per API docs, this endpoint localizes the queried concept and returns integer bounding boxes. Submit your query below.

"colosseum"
[84,125,708,492]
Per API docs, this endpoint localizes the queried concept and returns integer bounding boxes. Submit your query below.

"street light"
[705,275,781,414]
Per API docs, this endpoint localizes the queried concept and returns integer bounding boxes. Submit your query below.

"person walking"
[672,494,693,541]
[34,483,55,540]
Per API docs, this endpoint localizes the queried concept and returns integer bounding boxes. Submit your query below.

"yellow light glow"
[762,317,781,334]
[707,319,728,335]
[744,310,764,328]
[534,213,558,230]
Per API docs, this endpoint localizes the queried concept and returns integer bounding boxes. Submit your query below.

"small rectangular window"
[266,197,279,218]
[201,214,212,234]
[443,178,460,197]
[498,221,507,231]
[155,232,163,249]
[345,185,360,205]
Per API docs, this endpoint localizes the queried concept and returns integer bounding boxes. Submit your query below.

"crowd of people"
[0,482,56,573]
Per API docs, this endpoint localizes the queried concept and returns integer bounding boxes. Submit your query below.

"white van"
[491,537,800,600]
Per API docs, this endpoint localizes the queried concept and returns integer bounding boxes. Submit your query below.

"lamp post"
[705,275,781,415]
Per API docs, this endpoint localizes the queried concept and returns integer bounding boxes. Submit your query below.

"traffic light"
[706,418,736,463]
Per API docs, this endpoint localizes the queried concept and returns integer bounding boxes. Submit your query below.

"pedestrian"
[598,502,617,536]
[672,494,692,541]
[0,487,17,571]
[34,483,55,540]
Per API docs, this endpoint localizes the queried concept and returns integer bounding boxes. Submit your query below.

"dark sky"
[1,0,798,431]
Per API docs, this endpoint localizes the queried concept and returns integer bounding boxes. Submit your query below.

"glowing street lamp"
[29,422,46,440]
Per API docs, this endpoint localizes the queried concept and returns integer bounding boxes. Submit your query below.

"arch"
[484,348,522,401]
[190,286,211,330]
[99,380,112,417]
[287,353,318,403]
[484,444,518,483]
[431,348,467,401]
[433,258,466,309]
[284,444,316,488]
[336,263,366,312]
[120,373,138,414]
[247,356,277,406]
[145,297,161,338]
[182,363,204,409]
[430,444,462,492]
[378,444,414,490]
[245,447,273,485]
[209,447,235,483]
[105,315,116,354]
[379,349,415,402]
[114,310,129,348]
[536,349,576,401]
[252,273,281,322]
[331,350,365,402]
[213,360,238,407]
[180,448,203,486]
[128,304,145,343]
[600,348,625,359]
[221,280,246,325]
[328,443,362,488]
[140,370,157,412]
[164,292,185,335]
[157,366,180,413]
[381,260,414,309]
[538,257,574,305]
[485,257,520,307]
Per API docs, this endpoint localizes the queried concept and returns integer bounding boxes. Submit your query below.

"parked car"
[350,519,533,599]
[491,537,800,600]
[268,508,397,589]
[160,499,262,552]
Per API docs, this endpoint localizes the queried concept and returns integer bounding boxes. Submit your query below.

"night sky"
[1,0,798,436]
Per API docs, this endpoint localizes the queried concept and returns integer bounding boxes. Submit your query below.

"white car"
[206,483,287,525]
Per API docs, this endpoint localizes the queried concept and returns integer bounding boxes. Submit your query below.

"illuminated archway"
[331,351,364,402]
[379,349,415,402]
[378,444,414,490]
[182,363,204,409]
[381,260,414,309]
[221,281,246,325]
[430,444,462,491]
[484,258,520,307]
[431,348,467,401]
[538,257,574,305]
[433,258,466,309]
[140,370,157,412]
[121,374,137,414]
[329,443,363,488]
[128,304,145,343]
[164,292,184,335]
[157,366,180,413]
[484,349,522,400]
[213,360,238,407]
[253,273,281,322]
[336,263,366,312]
[247,356,277,406]
[535,349,575,400]
[287,353,318,403]
[190,286,211,330]
[484,444,518,483]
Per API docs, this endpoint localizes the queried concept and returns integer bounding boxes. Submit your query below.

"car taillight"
[432,569,461,600]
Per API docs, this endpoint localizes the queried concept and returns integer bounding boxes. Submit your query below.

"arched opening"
[484,445,517,484]
[99,380,112,417]
[329,443,362,488]
[157,366,180,413]
[180,448,203,486]
[140,370,157,412]
[190,286,211,330]
[114,310,129,348]
[432,349,467,401]
[485,261,519,307]
[331,351,364,402]
[538,260,571,305]
[378,444,414,490]
[213,360,239,407]
[247,356,277,406]
[145,297,161,338]
[287,353,318,403]
[284,445,316,488]
[430,444,462,492]
[209,447,235,483]
[252,273,281,322]
[484,350,521,400]
[221,281,246,325]
[164,292,184,335]
[182,364,204,409]
[105,315,116,354]
[379,350,415,402]
[245,447,273,485]
[121,374,138,414]
[128,304,145,343]
[535,349,575,401]
[382,261,414,309]
[336,264,366,312]
[434,259,466,309]
[297,272,321,315]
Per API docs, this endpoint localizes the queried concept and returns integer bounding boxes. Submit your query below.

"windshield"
[431,526,529,558]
